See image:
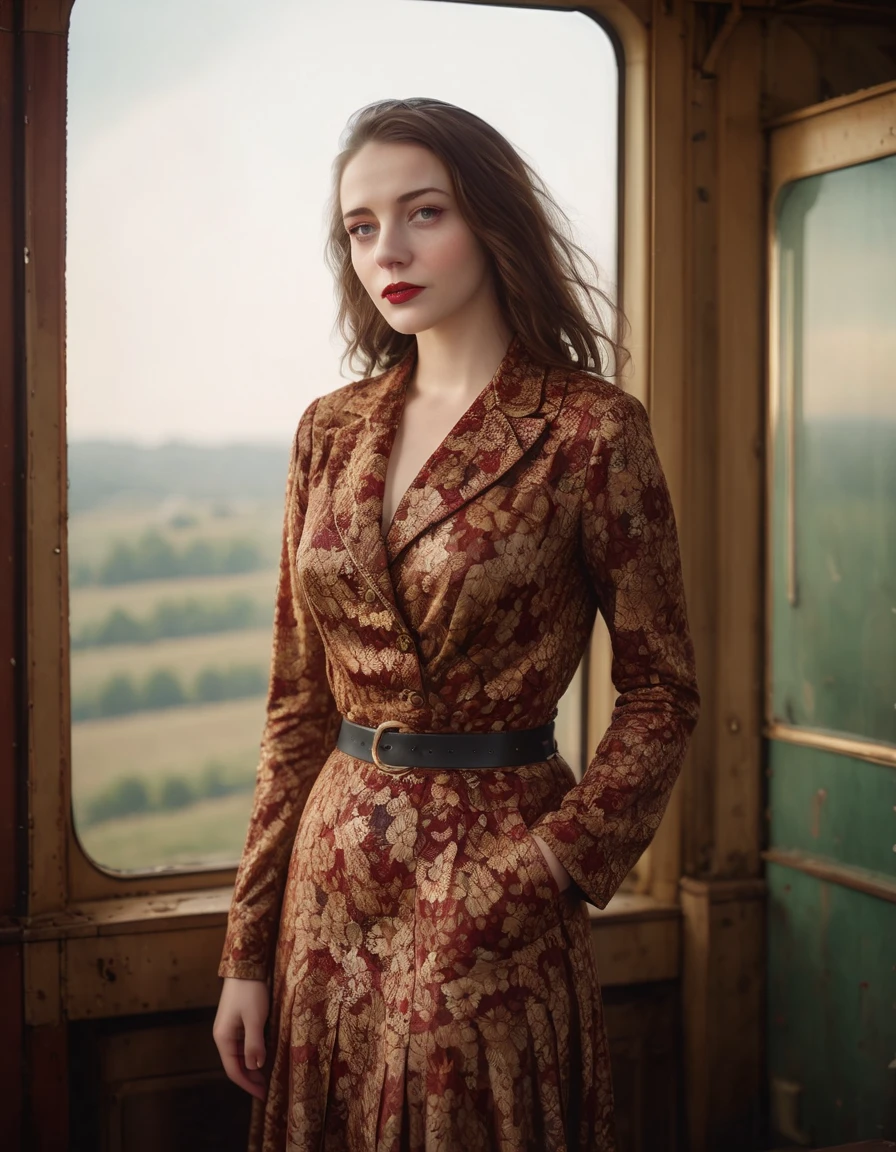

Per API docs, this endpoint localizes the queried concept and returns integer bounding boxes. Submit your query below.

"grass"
[69,567,279,629]
[71,696,266,795]
[75,790,256,872]
[69,627,273,695]
[63,498,286,872]
[68,501,282,571]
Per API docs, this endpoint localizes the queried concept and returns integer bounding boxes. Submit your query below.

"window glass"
[67,0,618,872]
[770,154,896,746]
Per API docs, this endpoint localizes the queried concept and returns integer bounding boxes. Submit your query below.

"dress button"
[396,633,412,652]
[409,692,424,707]
[364,588,376,603]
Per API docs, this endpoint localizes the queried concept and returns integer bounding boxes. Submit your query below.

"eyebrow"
[342,186,450,221]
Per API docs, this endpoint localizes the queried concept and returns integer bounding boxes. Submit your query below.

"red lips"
[382,281,424,297]
[382,282,425,305]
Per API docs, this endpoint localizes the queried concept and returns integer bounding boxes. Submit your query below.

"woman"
[214,97,699,1151]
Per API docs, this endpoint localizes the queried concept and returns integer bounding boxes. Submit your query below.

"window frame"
[10,0,698,1013]
[764,79,896,772]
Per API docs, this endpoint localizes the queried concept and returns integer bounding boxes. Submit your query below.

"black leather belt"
[337,718,557,773]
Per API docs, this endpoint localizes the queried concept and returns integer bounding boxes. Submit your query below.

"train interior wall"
[2,1,895,1150]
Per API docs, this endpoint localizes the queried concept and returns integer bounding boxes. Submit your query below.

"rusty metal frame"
[765,79,896,767]
[763,847,896,904]
[765,721,896,769]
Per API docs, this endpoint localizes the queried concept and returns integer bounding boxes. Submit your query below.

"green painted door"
[766,104,896,1147]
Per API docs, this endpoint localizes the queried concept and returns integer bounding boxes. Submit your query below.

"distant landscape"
[71,417,896,872]
[771,418,896,746]
[69,438,290,872]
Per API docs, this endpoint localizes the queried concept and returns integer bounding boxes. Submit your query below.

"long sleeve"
[218,397,341,980]
[529,391,700,909]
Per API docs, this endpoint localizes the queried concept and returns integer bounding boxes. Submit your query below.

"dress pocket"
[414,802,563,970]
[500,805,563,903]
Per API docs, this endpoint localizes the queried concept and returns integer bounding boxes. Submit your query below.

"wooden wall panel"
[604,982,682,1152]
[69,1014,253,1152]
[0,942,24,1152]
[713,13,765,878]
[681,877,765,1151]
[21,1,72,917]
[0,0,20,919]
[24,1021,69,1151]
[681,4,721,883]
[65,926,226,1021]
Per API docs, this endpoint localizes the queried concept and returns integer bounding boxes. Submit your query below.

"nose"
[373,218,411,271]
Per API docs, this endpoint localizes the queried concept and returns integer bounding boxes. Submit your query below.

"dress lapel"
[327,351,414,610]
[385,335,549,561]
[327,335,551,592]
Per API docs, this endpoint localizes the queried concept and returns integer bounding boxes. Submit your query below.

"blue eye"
[347,206,442,240]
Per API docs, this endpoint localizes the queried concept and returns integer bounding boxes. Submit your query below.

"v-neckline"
[378,337,519,543]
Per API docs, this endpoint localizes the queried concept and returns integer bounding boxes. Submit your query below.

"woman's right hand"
[213,976,270,1100]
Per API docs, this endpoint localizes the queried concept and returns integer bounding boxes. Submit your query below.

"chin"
[379,309,436,337]
[383,318,422,334]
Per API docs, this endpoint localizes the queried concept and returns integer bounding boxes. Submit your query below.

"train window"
[769,154,896,749]
[66,0,619,873]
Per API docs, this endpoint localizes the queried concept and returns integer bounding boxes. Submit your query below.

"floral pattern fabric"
[219,335,699,1150]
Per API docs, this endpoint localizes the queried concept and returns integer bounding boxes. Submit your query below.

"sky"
[66,0,619,446]
[769,160,896,427]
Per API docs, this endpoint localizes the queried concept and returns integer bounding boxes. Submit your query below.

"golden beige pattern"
[219,336,699,1150]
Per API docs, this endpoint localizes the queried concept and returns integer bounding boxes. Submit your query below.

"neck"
[410,302,515,403]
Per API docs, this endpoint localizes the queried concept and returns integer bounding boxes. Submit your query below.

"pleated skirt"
[248,748,617,1152]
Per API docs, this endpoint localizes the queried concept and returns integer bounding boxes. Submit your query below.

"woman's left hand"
[531,833,572,893]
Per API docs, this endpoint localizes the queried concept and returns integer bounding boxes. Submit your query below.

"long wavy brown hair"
[325,97,629,380]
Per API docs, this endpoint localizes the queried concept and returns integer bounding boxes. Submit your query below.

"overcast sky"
[65,0,619,445]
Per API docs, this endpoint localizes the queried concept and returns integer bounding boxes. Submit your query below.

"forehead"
[339,141,452,209]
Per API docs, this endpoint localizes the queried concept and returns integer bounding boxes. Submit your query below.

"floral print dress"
[219,335,699,1151]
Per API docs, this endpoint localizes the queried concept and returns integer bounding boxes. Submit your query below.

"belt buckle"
[371,719,406,774]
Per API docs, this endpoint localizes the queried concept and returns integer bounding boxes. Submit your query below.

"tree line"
[72,664,268,721]
[72,593,272,649]
[77,758,256,828]
[71,529,270,588]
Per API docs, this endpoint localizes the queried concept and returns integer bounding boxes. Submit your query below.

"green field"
[64,449,290,872]
[69,567,279,629]
[71,696,266,796]
[68,500,282,571]
[70,627,273,695]
[76,790,256,872]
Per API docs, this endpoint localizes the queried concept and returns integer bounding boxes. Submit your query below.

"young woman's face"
[340,141,496,337]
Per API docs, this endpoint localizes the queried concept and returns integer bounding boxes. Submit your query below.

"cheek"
[431,230,487,282]
[351,249,379,299]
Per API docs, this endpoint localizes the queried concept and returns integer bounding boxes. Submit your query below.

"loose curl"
[326,97,629,380]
